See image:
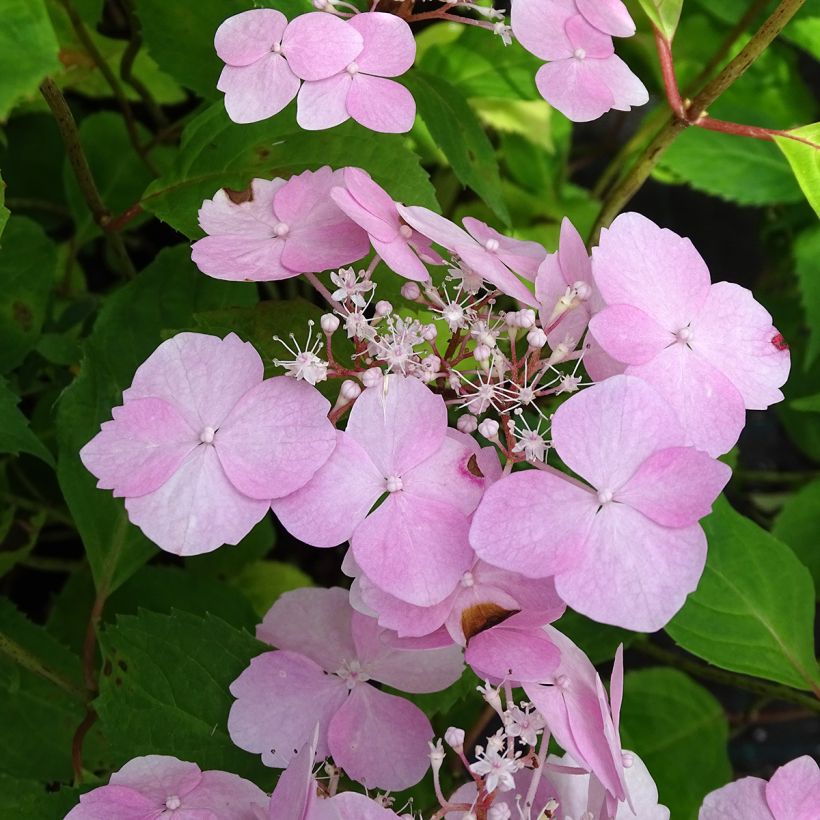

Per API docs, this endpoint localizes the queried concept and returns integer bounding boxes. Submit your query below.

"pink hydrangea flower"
[215,10,364,123]
[80,332,336,555]
[699,755,820,820]
[273,376,487,606]
[588,212,791,457]
[297,13,417,133]
[511,0,648,122]
[64,755,268,819]
[191,168,370,282]
[470,375,731,631]
[525,637,629,806]
[331,167,443,281]
[397,206,546,306]
[447,767,557,817]
[228,587,463,791]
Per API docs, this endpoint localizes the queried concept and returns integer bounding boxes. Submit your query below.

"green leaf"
[0,217,57,373]
[0,378,53,464]
[0,0,60,119]
[666,496,820,691]
[553,609,636,664]
[772,478,820,594]
[404,70,509,224]
[795,226,820,369]
[141,104,438,238]
[228,560,313,618]
[0,511,46,579]
[55,245,258,594]
[620,668,731,819]
[186,516,276,579]
[775,123,820,218]
[791,392,820,412]
[0,172,9,242]
[637,0,684,41]
[0,775,78,820]
[96,609,272,784]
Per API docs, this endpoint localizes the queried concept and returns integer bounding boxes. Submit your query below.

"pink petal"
[274,166,340,227]
[565,14,615,59]
[627,344,746,457]
[269,737,317,820]
[197,179,283,237]
[592,212,710,332]
[396,205,475,250]
[217,55,300,124]
[691,281,790,410]
[191,234,293,282]
[372,235,431,281]
[611,645,624,732]
[257,587,356,672]
[555,505,708,631]
[511,0,576,61]
[342,166,400,234]
[327,684,432,790]
[215,9,288,66]
[346,375,447,476]
[469,470,595,578]
[462,217,546,279]
[296,73,352,130]
[281,12,364,81]
[80,398,196,498]
[616,446,730,527]
[331,185,397,243]
[347,74,416,134]
[583,333,626,381]
[228,650,348,767]
[577,0,635,36]
[535,58,614,123]
[551,374,685,493]
[109,755,202,803]
[351,612,464,692]
[589,53,649,112]
[588,304,673,365]
[765,756,820,820]
[272,430,383,547]
[65,785,155,820]
[457,244,540,307]
[320,793,404,819]
[125,447,269,556]
[352,493,474,606]
[347,12,416,77]
[125,333,263,431]
[183,771,268,817]
[699,777,773,820]
[216,377,336,500]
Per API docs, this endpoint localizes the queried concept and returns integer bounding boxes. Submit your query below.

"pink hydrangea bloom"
[470,375,731,631]
[447,767,557,818]
[228,587,463,791]
[588,212,791,457]
[80,332,336,555]
[191,168,370,282]
[397,206,546,306]
[273,376,487,606]
[511,0,647,122]
[331,167,443,281]
[64,755,267,819]
[525,637,628,805]
[215,10,364,123]
[297,13,416,133]
[699,755,820,820]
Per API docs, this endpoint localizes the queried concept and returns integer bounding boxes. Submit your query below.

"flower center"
[484,238,500,253]
[399,224,413,239]
[273,222,290,237]
[676,326,693,343]
[199,426,216,444]
[460,571,475,588]
[346,62,359,75]
[597,488,613,505]
[385,475,403,493]
[336,659,370,689]
[165,796,181,810]
[271,42,282,54]
[574,47,586,60]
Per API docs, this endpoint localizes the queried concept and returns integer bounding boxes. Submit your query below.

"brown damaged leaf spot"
[466,454,484,478]
[461,602,518,641]
[224,185,254,204]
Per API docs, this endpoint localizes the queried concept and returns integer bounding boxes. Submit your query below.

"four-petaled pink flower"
[80,332,336,555]
[228,587,463,791]
[512,0,648,122]
[470,375,731,631]
[273,375,487,606]
[397,206,546,306]
[298,12,417,134]
[331,167,443,281]
[699,755,820,820]
[215,10,364,123]
[588,212,791,457]
[191,168,370,282]
[65,755,268,819]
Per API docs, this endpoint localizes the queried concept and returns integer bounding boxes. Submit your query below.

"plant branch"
[0,631,85,701]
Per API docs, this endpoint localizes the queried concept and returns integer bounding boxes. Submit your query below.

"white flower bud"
[457,414,478,433]
[526,328,547,349]
[401,281,421,300]
[478,418,500,441]
[474,343,492,363]
[518,308,536,329]
[340,380,361,402]
[321,313,340,334]
[375,300,393,318]
[361,367,383,388]
[444,726,465,751]
[421,323,438,341]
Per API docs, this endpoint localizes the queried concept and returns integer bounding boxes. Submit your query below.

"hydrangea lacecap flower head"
[511,0,647,122]
[64,755,268,819]
[446,767,556,818]
[273,375,487,606]
[191,169,370,282]
[588,212,791,457]
[215,10,364,123]
[470,374,731,631]
[80,332,336,555]
[228,587,463,791]
[699,755,820,820]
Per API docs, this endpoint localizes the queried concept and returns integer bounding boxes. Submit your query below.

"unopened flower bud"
[401,282,421,300]
[375,300,392,318]
[478,419,500,441]
[518,309,536,329]
[340,380,361,402]
[504,310,519,328]
[421,323,438,341]
[474,343,492,363]
[428,738,445,767]
[321,313,340,334]
[361,367,383,388]
[457,414,478,433]
[445,726,465,751]
[527,328,547,349]
[622,751,634,768]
